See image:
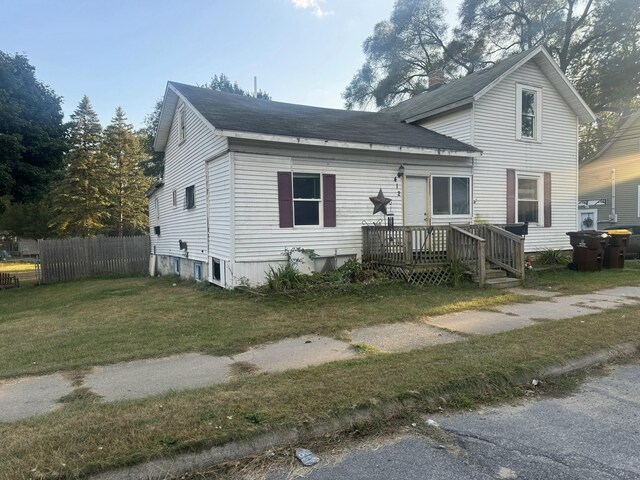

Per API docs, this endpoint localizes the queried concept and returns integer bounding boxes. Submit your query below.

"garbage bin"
[566,231,610,271]
[603,229,631,269]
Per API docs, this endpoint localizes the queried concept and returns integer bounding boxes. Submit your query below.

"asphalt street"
[273,362,640,480]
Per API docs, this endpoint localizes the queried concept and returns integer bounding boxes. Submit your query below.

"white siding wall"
[208,154,232,261]
[149,101,228,266]
[472,61,579,250]
[419,107,473,144]
[226,152,471,287]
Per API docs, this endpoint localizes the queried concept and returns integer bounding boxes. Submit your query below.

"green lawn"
[2,304,639,479]
[2,262,640,380]
[0,276,528,379]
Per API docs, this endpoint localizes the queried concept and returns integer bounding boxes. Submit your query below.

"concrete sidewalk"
[2,285,639,423]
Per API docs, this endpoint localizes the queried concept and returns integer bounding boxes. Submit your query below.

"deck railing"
[448,225,487,286]
[362,223,526,285]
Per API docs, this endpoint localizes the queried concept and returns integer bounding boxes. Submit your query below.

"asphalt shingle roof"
[169,82,479,153]
[386,49,533,121]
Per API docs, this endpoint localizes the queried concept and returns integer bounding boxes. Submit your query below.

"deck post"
[446,227,454,261]
[477,240,486,286]
[404,229,413,265]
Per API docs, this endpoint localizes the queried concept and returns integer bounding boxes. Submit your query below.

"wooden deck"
[362,224,525,286]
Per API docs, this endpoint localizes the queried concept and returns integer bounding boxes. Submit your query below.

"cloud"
[291,0,333,18]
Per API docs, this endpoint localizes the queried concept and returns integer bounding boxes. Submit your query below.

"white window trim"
[178,106,186,144]
[431,175,472,218]
[154,197,159,221]
[516,172,543,226]
[210,257,225,286]
[516,84,542,142]
[292,172,323,228]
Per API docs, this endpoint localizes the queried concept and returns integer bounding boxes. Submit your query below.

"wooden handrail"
[450,225,486,242]
[486,224,524,241]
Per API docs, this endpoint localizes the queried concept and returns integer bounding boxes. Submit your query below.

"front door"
[405,176,430,226]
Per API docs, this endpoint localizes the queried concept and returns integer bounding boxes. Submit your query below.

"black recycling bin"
[603,229,631,269]
[566,231,609,271]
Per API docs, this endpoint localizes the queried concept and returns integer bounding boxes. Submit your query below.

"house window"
[432,176,470,216]
[173,257,181,275]
[212,257,221,282]
[293,173,321,226]
[194,262,202,281]
[172,189,177,207]
[517,175,541,223]
[516,84,542,141]
[185,185,195,209]
[179,107,186,143]
[154,197,159,220]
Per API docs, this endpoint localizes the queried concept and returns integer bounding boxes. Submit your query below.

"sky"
[1,0,461,129]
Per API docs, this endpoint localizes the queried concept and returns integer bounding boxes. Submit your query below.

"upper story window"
[293,173,321,226]
[185,185,195,209]
[517,174,541,224]
[154,197,159,220]
[178,107,186,143]
[516,84,542,141]
[432,176,470,216]
[172,189,177,207]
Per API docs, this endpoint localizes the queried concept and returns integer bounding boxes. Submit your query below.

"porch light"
[397,164,405,178]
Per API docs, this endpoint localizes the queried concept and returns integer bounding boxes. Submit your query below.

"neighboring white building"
[149,46,595,288]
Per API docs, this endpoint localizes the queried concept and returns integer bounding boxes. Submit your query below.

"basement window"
[194,262,202,282]
[185,185,195,209]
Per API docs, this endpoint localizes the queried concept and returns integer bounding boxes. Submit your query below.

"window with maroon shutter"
[323,174,336,227]
[277,172,293,228]
[544,172,552,227]
[508,170,551,226]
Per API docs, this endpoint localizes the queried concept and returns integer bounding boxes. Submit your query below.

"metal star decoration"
[369,189,392,215]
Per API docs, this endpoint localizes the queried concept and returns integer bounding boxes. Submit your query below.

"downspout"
[611,169,617,223]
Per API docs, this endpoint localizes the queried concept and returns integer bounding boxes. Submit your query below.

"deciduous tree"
[0,52,67,202]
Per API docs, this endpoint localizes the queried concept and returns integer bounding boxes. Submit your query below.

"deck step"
[485,277,522,289]
[485,269,507,279]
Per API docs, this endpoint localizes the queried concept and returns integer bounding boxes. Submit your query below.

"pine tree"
[103,107,150,235]
[52,96,112,236]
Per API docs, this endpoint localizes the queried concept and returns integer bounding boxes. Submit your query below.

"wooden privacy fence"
[38,236,150,283]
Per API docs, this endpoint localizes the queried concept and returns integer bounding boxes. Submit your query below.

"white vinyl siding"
[472,60,579,251]
[149,101,228,263]
[208,154,232,261]
[419,107,472,144]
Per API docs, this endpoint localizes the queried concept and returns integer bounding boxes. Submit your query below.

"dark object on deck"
[503,223,528,236]
[566,231,609,271]
[0,272,20,289]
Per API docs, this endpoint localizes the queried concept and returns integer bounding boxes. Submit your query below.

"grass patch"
[525,259,640,294]
[1,305,638,479]
[229,361,261,377]
[58,387,101,404]
[0,276,532,379]
[352,342,381,355]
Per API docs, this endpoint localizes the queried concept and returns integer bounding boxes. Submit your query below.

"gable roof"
[154,82,480,156]
[387,46,595,124]
[582,109,640,165]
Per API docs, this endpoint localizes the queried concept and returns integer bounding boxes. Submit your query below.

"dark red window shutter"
[544,172,552,227]
[323,174,336,227]
[277,172,293,228]
[506,169,516,224]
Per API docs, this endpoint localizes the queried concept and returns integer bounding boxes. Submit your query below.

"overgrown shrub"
[265,263,304,292]
[537,248,570,265]
[448,258,470,287]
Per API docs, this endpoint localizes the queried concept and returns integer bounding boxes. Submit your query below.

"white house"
[148,46,595,288]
